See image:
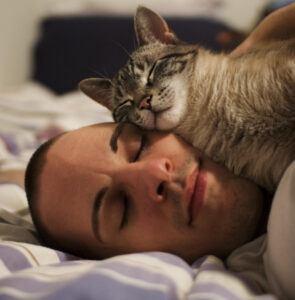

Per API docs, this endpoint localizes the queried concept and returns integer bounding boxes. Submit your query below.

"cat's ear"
[135,6,179,46]
[79,78,113,111]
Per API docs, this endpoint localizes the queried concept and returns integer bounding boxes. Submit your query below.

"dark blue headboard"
[32,16,232,94]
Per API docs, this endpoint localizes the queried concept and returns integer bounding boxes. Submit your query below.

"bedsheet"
[0,193,276,300]
[0,83,277,299]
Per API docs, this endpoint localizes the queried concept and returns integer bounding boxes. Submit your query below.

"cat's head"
[80,6,197,130]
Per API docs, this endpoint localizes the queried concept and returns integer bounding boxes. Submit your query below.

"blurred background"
[0,0,294,174]
[0,0,293,93]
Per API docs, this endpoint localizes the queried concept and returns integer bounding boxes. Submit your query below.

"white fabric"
[227,235,269,293]
[0,82,112,170]
[264,161,295,300]
[227,161,295,300]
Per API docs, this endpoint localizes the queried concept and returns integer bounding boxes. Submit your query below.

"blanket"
[0,82,278,299]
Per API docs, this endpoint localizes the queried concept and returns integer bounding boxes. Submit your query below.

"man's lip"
[187,161,206,225]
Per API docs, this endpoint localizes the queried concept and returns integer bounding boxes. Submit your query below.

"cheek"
[124,216,171,251]
[148,133,192,158]
[204,165,244,217]
[130,217,211,262]
[203,163,263,233]
[202,159,242,200]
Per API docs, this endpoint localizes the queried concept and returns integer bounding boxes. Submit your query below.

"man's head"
[25,122,265,263]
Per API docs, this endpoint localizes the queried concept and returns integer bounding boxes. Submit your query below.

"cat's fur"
[80,6,295,192]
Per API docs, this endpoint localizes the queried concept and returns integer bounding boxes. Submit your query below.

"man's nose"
[114,158,173,202]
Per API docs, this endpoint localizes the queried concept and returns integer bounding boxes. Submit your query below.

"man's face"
[38,123,264,262]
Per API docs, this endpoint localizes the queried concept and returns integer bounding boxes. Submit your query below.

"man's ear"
[79,78,113,111]
[134,6,179,46]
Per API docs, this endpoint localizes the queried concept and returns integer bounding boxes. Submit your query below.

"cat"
[79,6,295,193]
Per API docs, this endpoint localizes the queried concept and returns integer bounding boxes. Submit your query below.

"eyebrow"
[91,186,108,243]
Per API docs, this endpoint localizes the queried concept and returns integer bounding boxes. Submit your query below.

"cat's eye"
[120,132,147,228]
[147,62,157,85]
[120,99,133,107]
[147,57,172,83]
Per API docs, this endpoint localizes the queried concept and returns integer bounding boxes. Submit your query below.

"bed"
[0,4,280,299]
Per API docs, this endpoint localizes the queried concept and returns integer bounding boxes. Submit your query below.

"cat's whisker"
[133,37,138,50]
[88,68,109,80]
[111,40,132,59]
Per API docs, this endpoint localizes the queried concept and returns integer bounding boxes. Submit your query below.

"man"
[23,2,295,298]
[25,123,266,263]
[25,0,295,258]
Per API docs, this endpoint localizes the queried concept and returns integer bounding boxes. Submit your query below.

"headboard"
[32,16,232,94]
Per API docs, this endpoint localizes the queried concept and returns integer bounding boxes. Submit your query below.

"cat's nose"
[139,95,152,110]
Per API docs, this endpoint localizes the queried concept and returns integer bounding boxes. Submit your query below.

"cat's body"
[176,39,295,192]
[80,7,295,192]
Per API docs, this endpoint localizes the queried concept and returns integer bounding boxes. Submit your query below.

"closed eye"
[133,134,147,162]
[114,99,134,117]
[147,62,157,85]
[120,134,147,228]
[118,99,133,109]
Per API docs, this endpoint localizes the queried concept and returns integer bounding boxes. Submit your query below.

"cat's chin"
[134,111,178,131]
[132,100,185,131]
[155,110,180,131]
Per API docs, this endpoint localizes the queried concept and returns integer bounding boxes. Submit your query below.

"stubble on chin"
[220,180,264,254]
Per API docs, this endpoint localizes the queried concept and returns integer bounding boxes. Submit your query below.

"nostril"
[165,160,172,172]
[139,95,153,110]
[146,95,152,104]
[157,182,164,195]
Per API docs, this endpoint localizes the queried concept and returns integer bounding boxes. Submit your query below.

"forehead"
[39,123,117,210]
[131,43,167,62]
[37,123,118,244]
[113,44,168,91]
[115,44,168,77]
[40,122,148,202]
[49,123,115,169]
[130,43,192,63]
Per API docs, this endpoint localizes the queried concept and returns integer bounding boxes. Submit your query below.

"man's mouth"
[187,160,207,225]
